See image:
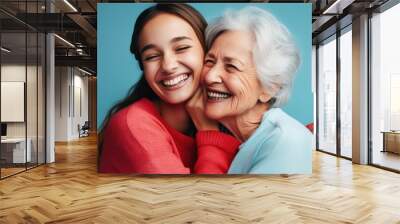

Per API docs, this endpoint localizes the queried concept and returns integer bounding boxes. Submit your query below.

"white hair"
[205,6,300,107]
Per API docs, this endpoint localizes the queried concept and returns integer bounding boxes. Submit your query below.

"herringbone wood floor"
[1,135,400,224]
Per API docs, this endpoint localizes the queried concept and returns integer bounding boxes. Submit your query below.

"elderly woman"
[201,7,313,174]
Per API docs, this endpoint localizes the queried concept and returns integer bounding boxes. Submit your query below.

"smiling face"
[138,13,204,104]
[203,30,270,120]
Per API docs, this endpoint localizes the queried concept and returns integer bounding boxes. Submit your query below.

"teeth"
[207,91,231,99]
[162,74,188,87]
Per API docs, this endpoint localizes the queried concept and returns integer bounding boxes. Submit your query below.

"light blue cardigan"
[228,108,313,174]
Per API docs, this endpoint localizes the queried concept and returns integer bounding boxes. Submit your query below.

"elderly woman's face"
[203,30,268,120]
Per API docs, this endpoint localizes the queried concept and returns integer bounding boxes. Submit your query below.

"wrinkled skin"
[202,30,273,141]
[203,30,271,120]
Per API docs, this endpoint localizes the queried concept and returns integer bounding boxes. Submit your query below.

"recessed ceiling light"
[322,0,353,15]
[63,0,78,12]
[54,34,75,48]
[77,67,93,76]
[1,47,11,53]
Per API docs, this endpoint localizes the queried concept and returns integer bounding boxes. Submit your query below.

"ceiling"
[0,0,98,74]
[0,0,392,76]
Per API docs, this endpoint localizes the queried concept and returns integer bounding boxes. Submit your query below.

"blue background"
[98,3,312,129]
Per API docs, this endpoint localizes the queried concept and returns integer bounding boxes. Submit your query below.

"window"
[317,36,337,155]
[339,28,352,158]
[371,2,400,171]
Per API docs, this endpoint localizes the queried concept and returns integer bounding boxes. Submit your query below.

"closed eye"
[176,45,191,52]
[143,54,160,61]
[226,64,239,71]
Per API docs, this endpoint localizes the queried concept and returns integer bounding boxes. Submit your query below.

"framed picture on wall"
[1,81,25,122]
[97,3,313,175]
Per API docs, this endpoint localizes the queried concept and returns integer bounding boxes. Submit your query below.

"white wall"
[55,67,89,141]
[1,65,41,137]
[55,66,70,141]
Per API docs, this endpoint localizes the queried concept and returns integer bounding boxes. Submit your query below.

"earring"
[259,94,270,103]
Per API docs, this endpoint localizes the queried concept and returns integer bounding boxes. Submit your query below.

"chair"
[78,121,90,138]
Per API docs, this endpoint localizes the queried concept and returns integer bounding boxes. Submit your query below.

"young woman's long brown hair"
[98,3,207,161]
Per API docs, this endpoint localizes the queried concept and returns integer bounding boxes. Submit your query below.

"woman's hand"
[186,88,219,131]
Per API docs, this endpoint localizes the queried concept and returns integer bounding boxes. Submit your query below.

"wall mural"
[97,3,313,174]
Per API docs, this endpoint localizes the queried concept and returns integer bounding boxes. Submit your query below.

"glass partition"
[38,32,45,165]
[0,1,46,179]
[1,30,28,177]
[27,31,38,169]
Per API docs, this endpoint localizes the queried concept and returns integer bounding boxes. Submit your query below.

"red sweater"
[99,98,240,174]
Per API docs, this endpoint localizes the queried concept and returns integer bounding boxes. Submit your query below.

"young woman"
[98,4,240,174]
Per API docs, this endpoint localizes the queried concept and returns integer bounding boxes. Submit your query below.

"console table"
[1,138,32,163]
[381,131,400,154]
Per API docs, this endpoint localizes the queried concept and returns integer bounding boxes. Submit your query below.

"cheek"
[143,63,158,78]
[235,75,260,98]
[201,67,210,83]
[228,76,252,97]
[227,76,260,111]
[182,50,204,71]
[143,66,158,88]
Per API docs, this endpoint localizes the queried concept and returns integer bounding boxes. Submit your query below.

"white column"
[45,1,55,163]
[352,14,369,164]
[46,33,55,163]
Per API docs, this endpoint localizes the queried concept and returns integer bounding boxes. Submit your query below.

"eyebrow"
[140,36,192,55]
[140,44,157,55]
[171,36,192,43]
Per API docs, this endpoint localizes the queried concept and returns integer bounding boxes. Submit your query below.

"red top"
[99,98,240,174]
